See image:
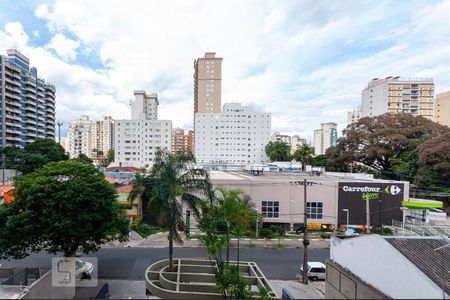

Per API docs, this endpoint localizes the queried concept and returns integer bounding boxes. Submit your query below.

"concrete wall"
[20,269,75,299]
[325,261,388,299]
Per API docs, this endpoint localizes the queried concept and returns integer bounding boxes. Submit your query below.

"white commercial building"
[66,115,94,158]
[313,122,337,155]
[114,91,172,168]
[194,103,271,165]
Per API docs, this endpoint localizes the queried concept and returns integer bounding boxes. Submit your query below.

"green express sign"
[338,182,404,227]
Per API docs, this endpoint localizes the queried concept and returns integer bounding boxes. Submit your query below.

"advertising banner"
[338,182,404,227]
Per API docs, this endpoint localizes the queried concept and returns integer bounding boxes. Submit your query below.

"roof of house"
[330,235,447,299]
[116,184,133,193]
[105,177,125,184]
[386,237,450,296]
[0,185,14,195]
[105,166,146,173]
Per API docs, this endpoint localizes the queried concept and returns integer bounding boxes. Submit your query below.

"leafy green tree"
[144,150,212,271]
[73,153,93,165]
[0,160,129,258]
[107,149,114,164]
[19,138,69,174]
[292,144,314,170]
[1,145,22,169]
[265,141,291,161]
[327,113,448,179]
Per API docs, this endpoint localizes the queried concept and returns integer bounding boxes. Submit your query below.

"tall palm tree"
[293,144,315,171]
[147,150,212,271]
[213,187,254,264]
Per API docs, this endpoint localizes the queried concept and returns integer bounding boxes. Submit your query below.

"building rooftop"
[330,235,448,299]
[386,236,450,296]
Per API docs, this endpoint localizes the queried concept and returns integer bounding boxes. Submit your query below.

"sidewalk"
[270,280,325,299]
[103,231,330,249]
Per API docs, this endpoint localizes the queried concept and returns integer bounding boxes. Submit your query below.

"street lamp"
[251,208,259,238]
[342,209,349,230]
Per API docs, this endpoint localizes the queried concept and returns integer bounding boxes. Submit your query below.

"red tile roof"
[0,185,14,194]
[105,177,125,184]
[116,184,133,193]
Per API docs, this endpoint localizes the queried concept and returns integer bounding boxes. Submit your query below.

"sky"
[1,0,450,141]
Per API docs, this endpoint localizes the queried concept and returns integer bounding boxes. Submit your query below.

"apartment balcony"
[5,114,21,122]
[25,125,36,131]
[6,136,22,143]
[5,119,20,128]
[25,111,36,118]
[37,103,46,111]
[25,118,36,126]
[37,116,45,123]
[6,128,22,135]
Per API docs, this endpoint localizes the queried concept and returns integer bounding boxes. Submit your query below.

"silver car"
[300,262,326,281]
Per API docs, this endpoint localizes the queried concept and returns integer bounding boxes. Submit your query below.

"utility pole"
[366,191,371,233]
[57,121,63,143]
[294,179,316,285]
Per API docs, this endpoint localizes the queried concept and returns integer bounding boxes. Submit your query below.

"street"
[0,247,329,280]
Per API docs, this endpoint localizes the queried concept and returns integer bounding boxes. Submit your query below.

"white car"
[75,259,94,278]
[300,262,326,281]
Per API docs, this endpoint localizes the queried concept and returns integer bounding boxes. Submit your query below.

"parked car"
[75,259,94,279]
[300,262,326,281]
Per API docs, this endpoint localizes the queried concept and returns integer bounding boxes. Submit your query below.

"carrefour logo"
[385,185,402,195]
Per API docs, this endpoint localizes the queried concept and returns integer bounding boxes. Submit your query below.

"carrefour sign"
[342,184,402,196]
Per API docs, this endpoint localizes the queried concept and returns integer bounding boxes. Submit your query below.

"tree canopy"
[292,144,314,169]
[0,160,129,258]
[265,141,291,161]
[73,153,94,165]
[326,113,450,200]
[2,139,69,174]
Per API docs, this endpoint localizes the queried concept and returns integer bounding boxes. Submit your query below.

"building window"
[307,202,323,219]
[262,201,279,218]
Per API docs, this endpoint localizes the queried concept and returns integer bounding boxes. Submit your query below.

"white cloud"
[45,33,80,61]
[1,0,449,142]
[0,22,29,48]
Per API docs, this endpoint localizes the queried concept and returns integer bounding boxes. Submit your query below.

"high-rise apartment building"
[434,91,450,127]
[187,129,194,153]
[67,115,93,158]
[270,132,291,144]
[313,123,337,155]
[114,91,172,168]
[0,49,56,148]
[347,105,362,125]
[91,116,114,156]
[193,52,222,113]
[171,128,188,154]
[359,77,434,120]
[194,103,271,164]
[290,135,307,154]
[131,90,158,120]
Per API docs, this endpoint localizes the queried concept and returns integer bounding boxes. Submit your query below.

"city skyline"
[1,0,450,140]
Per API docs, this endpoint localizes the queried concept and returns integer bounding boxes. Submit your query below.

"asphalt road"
[0,247,329,280]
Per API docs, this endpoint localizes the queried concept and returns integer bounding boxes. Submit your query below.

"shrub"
[270,225,286,237]
[259,228,274,239]
[371,227,393,236]
[138,223,152,235]
[320,233,331,239]
[130,216,142,231]
[275,243,284,249]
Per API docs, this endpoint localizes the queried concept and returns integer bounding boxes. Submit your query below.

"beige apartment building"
[434,91,450,127]
[171,128,189,154]
[193,52,222,113]
[361,76,434,120]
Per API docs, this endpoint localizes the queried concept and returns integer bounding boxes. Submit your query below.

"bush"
[270,225,286,237]
[138,223,152,235]
[320,233,331,239]
[259,228,274,239]
[275,243,284,249]
[371,227,393,236]
[130,216,142,231]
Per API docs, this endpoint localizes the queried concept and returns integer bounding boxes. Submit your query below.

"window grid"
[262,201,279,218]
[307,202,323,219]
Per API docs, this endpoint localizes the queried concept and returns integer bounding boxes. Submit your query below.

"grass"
[275,243,285,249]
[136,226,168,238]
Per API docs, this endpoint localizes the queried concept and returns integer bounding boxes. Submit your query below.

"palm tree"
[293,144,315,171]
[128,172,147,212]
[147,150,212,271]
[213,187,254,264]
[265,141,291,161]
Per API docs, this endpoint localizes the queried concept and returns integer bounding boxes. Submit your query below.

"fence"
[1,268,41,286]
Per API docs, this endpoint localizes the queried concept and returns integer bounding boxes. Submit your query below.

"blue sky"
[1,0,450,140]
